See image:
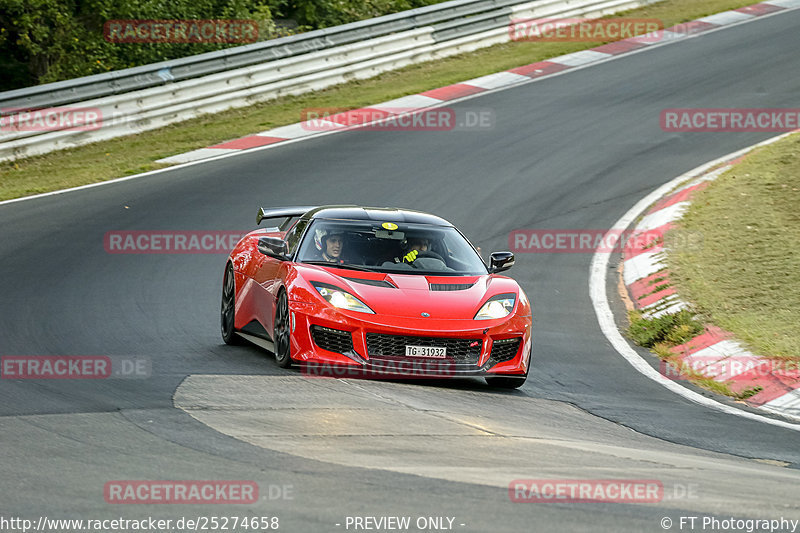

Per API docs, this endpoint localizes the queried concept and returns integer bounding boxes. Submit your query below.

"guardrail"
[0,0,659,161]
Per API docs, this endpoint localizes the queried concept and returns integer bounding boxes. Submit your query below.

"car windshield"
[296,219,487,275]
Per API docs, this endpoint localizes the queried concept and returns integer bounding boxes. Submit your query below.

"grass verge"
[626,132,800,401]
[626,309,762,400]
[0,0,760,201]
[669,132,800,362]
[627,309,703,347]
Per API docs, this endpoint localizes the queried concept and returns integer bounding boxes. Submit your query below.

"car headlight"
[475,294,516,320]
[312,282,375,314]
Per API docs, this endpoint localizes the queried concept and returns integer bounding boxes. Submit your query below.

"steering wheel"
[408,250,446,268]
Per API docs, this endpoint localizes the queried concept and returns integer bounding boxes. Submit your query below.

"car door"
[254,219,310,337]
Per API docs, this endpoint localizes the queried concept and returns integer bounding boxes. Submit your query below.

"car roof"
[303,206,452,226]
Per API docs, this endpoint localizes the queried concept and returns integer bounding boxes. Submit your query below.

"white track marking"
[622,251,666,286]
[698,11,755,25]
[762,390,800,418]
[461,71,530,90]
[371,94,442,110]
[157,147,238,164]
[636,202,689,232]
[550,50,611,66]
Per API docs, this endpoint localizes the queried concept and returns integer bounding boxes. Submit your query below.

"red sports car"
[220,206,532,388]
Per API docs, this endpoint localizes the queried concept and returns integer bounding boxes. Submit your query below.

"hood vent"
[429,282,475,291]
[344,277,396,288]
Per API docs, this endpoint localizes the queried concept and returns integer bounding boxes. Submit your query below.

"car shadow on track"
[213,342,532,396]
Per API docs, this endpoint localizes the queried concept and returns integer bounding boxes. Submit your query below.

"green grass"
[669,132,800,362]
[0,0,760,201]
[627,309,704,347]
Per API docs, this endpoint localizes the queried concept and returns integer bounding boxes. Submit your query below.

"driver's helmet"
[314,228,345,251]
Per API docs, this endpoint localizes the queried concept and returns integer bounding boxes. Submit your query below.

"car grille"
[486,338,522,368]
[310,325,354,355]
[365,333,482,364]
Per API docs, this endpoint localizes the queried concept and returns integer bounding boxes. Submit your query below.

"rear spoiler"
[256,206,317,229]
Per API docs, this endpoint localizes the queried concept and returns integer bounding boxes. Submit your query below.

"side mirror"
[258,237,289,260]
[489,251,515,273]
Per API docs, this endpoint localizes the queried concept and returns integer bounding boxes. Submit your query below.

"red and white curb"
[156,0,800,165]
[621,134,800,421]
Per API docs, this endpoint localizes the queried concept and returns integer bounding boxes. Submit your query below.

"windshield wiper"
[301,261,376,272]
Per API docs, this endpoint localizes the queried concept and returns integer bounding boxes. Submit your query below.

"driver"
[314,229,346,264]
[402,236,432,264]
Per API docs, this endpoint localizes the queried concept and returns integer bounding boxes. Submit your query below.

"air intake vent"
[310,325,354,355]
[429,283,474,291]
[344,277,395,288]
[486,338,521,368]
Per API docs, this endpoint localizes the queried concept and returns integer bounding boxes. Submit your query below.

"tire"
[221,263,244,345]
[273,290,293,368]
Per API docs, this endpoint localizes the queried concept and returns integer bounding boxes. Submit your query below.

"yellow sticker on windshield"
[382,222,399,230]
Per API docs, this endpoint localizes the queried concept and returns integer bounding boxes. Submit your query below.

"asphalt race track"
[1,9,799,532]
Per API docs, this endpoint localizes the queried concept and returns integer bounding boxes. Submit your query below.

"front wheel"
[221,263,243,345]
[273,291,293,368]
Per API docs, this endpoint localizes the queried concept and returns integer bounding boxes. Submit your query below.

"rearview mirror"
[258,237,289,260]
[489,251,515,273]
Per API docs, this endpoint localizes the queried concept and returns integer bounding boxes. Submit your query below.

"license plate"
[405,345,446,358]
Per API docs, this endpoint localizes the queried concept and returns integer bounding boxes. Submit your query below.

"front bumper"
[287,300,532,378]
